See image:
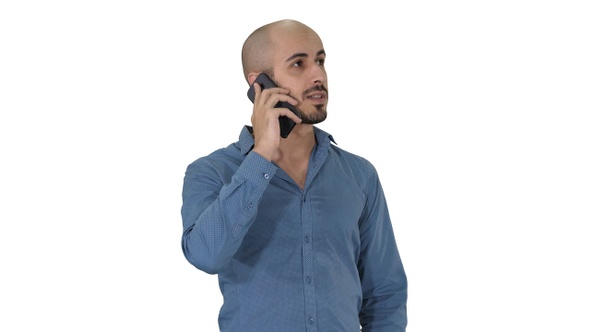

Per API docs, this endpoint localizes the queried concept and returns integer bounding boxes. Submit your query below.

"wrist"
[252,146,274,161]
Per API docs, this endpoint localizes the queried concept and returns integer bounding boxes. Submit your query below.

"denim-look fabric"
[181,126,407,332]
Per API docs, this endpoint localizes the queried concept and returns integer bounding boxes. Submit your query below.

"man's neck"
[272,124,316,189]
[273,124,316,163]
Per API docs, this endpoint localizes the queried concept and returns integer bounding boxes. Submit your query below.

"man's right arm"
[180,151,277,274]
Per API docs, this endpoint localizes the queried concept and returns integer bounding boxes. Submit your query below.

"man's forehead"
[271,32,323,56]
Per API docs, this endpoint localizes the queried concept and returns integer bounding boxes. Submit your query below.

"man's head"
[242,19,328,124]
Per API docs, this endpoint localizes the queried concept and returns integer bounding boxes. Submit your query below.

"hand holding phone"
[247,73,301,138]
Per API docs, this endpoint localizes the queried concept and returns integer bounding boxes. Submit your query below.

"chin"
[301,113,327,125]
[300,105,327,124]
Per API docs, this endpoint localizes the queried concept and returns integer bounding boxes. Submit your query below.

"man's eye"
[293,60,302,68]
[316,59,325,66]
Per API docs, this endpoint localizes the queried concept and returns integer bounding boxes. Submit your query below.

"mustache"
[304,85,328,96]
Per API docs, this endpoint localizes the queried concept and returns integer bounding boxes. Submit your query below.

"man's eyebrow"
[285,53,308,62]
[285,49,326,62]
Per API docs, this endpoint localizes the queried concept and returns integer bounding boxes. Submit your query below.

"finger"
[253,83,262,104]
[263,91,298,108]
[275,107,303,123]
[258,87,293,103]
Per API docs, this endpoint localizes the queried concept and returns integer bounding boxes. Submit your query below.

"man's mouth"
[305,86,328,102]
[307,92,327,100]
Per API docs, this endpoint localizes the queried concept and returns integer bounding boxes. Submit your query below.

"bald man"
[181,19,407,332]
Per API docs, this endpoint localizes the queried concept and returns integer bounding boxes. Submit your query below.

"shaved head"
[241,19,317,82]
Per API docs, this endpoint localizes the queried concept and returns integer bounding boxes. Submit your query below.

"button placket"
[301,190,317,331]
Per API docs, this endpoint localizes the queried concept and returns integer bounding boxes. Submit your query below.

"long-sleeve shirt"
[181,126,407,332]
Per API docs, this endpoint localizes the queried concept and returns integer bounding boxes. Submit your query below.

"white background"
[1,1,589,331]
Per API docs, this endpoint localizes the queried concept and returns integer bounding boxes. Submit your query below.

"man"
[181,19,407,331]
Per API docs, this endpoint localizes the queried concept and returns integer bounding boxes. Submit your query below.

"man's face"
[269,28,328,124]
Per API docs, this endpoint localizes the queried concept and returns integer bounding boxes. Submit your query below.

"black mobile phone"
[247,73,301,138]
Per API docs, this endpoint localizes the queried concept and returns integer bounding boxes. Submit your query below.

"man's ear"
[247,73,260,86]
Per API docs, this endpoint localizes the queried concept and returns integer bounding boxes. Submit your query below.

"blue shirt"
[181,126,407,332]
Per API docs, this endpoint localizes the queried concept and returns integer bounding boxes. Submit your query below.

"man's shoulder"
[186,141,243,171]
[187,126,252,167]
[327,143,378,176]
[329,142,373,164]
[315,127,373,169]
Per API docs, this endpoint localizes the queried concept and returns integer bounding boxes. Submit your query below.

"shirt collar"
[238,125,337,155]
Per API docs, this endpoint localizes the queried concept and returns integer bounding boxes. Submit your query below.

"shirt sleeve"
[358,169,408,331]
[181,151,277,274]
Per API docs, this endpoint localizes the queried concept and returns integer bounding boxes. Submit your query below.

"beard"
[300,105,327,124]
[295,84,328,124]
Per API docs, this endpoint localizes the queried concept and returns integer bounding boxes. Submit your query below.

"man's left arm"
[358,169,408,332]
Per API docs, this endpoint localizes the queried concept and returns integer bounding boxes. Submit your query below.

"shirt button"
[263,173,270,179]
[308,317,314,325]
[247,203,253,210]
[306,276,312,284]
[304,235,309,243]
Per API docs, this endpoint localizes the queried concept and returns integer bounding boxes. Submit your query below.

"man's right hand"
[250,82,301,161]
